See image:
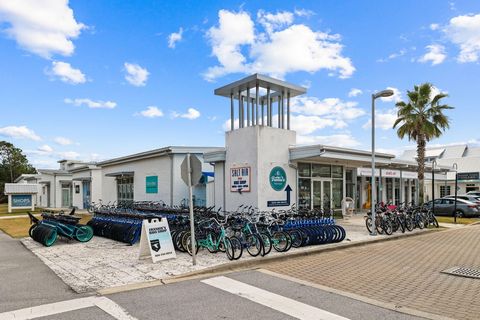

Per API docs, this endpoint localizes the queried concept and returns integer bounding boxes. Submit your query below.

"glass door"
[312,179,332,211]
[82,181,91,209]
[61,188,71,207]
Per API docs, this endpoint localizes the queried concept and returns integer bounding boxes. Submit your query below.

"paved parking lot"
[264,225,480,320]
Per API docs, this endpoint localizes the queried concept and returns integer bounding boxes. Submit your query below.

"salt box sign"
[139,218,176,263]
[230,166,251,192]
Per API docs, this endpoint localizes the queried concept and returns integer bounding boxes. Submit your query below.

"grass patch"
[0,214,92,238]
[436,216,480,225]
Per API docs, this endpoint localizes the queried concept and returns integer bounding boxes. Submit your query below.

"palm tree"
[393,83,453,204]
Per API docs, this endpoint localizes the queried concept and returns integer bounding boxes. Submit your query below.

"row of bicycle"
[365,202,439,235]
[87,203,347,260]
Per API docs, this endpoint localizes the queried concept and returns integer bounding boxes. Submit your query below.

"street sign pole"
[187,153,197,266]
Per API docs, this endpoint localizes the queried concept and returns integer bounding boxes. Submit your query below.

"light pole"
[370,89,394,236]
[432,160,437,215]
[453,163,458,223]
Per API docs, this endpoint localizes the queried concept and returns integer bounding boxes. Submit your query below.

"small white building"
[399,144,480,200]
[97,146,220,207]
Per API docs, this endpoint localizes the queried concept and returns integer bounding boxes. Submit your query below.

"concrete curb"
[99,227,443,295]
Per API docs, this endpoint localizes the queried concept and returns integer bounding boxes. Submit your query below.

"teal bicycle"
[185,218,243,260]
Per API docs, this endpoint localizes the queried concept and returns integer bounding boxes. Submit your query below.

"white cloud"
[138,106,164,118]
[124,62,149,87]
[224,95,365,137]
[362,108,397,130]
[172,108,201,120]
[430,23,440,30]
[444,13,480,63]
[294,8,315,18]
[168,27,183,48]
[57,151,80,159]
[0,125,41,141]
[348,88,362,97]
[204,9,354,81]
[257,10,294,34]
[0,0,85,58]
[377,48,407,62]
[48,61,86,84]
[64,98,116,109]
[296,134,361,147]
[291,96,366,121]
[54,136,73,145]
[37,144,53,153]
[379,87,402,102]
[418,44,447,65]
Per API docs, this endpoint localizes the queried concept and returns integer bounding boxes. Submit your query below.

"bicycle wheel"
[74,225,94,242]
[288,230,303,248]
[29,224,37,238]
[382,220,393,235]
[405,217,414,231]
[185,235,199,256]
[245,234,262,257]
[229,236,243,260]
[272,231,289,252]
[259,233,272,256]
[223,237,235,260]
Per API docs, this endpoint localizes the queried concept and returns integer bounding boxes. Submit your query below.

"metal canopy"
[72,177,92,181]
[105,171,134,177]
[214,73,306,99]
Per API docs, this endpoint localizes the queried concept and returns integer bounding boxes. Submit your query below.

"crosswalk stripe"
[201,276,351,320]
[0,296,137,320]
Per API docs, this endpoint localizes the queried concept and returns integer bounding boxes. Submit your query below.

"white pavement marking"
[0,296,138,320]
[201,276,350,320]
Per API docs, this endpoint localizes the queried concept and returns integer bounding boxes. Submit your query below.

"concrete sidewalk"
[0,231,84,313]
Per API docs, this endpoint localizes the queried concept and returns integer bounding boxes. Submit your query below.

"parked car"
[443,195,480,206]
[426,198,480,218]
[466,191,480,197]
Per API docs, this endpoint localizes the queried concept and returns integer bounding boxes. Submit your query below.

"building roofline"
[97,146,222,167]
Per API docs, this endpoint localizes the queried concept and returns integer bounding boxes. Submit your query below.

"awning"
[202,172,214,178]
[59,180,72,184]
[72,177,91,181]
[39,181,50,184]
[105,171,134,177]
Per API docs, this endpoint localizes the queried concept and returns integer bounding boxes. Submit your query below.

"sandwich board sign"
[138,218,176,263]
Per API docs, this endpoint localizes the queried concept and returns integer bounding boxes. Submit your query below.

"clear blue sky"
[0,0,479,168]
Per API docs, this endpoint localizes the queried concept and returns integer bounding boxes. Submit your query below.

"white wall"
[223,126,296,211]
[100,153,213,206]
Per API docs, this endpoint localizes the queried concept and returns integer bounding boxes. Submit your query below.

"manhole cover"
[442,267,480,279]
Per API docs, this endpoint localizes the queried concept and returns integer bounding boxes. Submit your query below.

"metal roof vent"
[442,267,480,279]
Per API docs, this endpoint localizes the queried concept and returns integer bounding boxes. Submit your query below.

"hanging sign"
[230,166,251,192]
[139,218,176,263]
[269,166,287,191]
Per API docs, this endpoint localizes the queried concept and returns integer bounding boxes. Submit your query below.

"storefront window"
[298,163,311,177]
[312,164,331,177]
[298,178,311,209]
[117,176,134,206]
[346,169,355,199]
[386,178,393,204]
[332,165,343,179]
[332,180,343,209]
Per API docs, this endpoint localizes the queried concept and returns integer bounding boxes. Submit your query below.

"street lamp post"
[370,89,394,236]
[432,160,437,216]
[453,163,458,223]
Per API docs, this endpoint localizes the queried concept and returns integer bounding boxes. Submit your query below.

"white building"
[399,144,480,200]
[12,74,456,212]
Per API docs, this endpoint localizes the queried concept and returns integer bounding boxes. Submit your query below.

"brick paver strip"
[265,226,480,320]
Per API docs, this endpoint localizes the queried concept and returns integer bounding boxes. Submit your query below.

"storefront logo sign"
[269,166,287,191]
[146,176,158,193]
